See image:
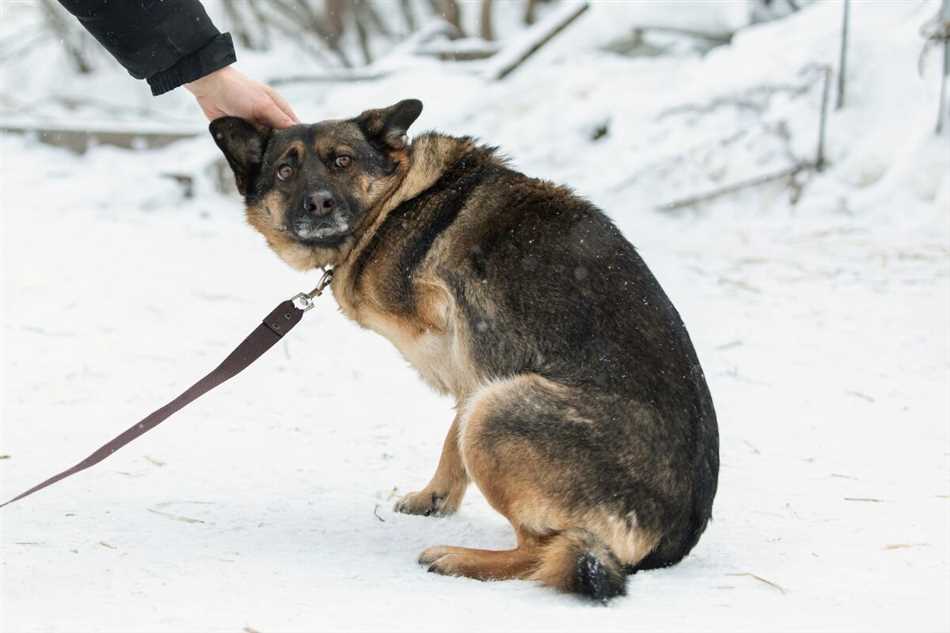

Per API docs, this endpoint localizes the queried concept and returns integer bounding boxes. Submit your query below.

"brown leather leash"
[0,269,334,509]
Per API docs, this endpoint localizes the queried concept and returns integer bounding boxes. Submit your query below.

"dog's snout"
[304,190,336,216]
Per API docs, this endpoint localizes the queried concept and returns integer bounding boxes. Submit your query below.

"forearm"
[56,0,235,95]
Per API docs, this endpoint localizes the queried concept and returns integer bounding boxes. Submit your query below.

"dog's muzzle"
[290,190,353,245]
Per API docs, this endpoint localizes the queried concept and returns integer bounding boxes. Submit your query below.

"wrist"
[186,66,237,97]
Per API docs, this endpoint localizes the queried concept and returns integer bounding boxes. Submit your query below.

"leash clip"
[292,267,335,312]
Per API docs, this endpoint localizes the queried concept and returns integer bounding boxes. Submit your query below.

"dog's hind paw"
[418,546,454,566]
[394,489,459,517]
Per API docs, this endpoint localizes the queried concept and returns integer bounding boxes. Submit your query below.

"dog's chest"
[334,274,480,398]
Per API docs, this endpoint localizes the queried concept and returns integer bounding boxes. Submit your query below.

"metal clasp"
[291,267,335,312]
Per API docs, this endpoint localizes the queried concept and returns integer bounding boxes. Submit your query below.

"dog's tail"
[529,528,627,602]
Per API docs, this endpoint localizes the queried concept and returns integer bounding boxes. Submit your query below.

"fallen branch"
[147,508,206,524]
[657,81,814,120]
[485,1,589,80]
[415,38,500,61]
[0,119,199,153]
[656,163,814,212]
[653,65,830,210]
[635,24,733,45]
[0,29,50,62]
[268,69,389,86]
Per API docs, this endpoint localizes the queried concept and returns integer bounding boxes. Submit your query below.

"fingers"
[266,87,301,126]
[253,98,295,129]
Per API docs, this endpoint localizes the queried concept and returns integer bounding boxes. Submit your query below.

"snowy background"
[2,1,949,632]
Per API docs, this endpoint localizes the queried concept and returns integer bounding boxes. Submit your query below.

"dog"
[210,99,719,601]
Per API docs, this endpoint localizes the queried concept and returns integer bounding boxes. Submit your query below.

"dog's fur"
[210,100,719,601]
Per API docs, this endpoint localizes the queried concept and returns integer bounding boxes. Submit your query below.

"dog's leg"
[420,529,543,580]
[394,413,469,516]
[417,375,636,601]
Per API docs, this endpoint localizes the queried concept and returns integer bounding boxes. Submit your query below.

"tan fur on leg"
[394,414,469,516]
[422,543,541,581]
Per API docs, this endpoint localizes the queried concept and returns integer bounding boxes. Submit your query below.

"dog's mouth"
[290,213,353,247]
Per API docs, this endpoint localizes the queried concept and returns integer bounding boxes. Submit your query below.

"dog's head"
[210,99,423,270]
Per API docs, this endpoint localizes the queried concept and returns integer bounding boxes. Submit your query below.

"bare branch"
[246,0,272,49]
[362,1,392,38]
[524,0,539,25]
[936,0,950,133]
[324,0,346,48]
[352,0,374,64]
[836,0,850,110]
[37,0,93,74]
[221,3,250,48]
[429,0,464,36]
[486,1,590,80]
[481,0,495,41]
[816,64,832,171]
[399,0,417,32]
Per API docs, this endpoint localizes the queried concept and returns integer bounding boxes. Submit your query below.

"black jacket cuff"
[147,32,236,96]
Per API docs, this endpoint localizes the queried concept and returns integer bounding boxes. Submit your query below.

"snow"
[2,1,949,632]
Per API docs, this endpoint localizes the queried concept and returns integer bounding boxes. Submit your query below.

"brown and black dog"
[210,99,719,601]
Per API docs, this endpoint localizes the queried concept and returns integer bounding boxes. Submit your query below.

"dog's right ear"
[356,99,423,150]
[209,117,272,196]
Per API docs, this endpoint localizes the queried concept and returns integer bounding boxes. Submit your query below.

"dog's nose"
[304,190,336,216]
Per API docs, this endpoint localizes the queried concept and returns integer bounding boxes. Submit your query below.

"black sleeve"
[56,0,236,96]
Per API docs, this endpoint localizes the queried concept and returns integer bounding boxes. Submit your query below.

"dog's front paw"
[394,489,459,517]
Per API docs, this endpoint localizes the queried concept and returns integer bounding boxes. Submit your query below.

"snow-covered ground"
[2,2,949,632]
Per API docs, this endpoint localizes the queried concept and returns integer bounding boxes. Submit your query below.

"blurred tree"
[38,0,93,73]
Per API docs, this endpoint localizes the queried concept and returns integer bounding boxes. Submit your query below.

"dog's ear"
[356,99,423,150]
[209,117,272,196]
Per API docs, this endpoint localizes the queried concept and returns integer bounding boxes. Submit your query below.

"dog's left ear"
[356,99,423,150]
[209,117,272,196]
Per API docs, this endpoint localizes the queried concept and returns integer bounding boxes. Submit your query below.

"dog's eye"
[335,155,351,169]
[277,165,294,181]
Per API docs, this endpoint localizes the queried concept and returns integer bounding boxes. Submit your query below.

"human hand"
[186,66,299,128]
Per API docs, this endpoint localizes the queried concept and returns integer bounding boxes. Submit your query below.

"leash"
[0,269,334,509]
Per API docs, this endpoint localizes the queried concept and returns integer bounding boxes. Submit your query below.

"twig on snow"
[727,572,787,595]
[147,508,206,524]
